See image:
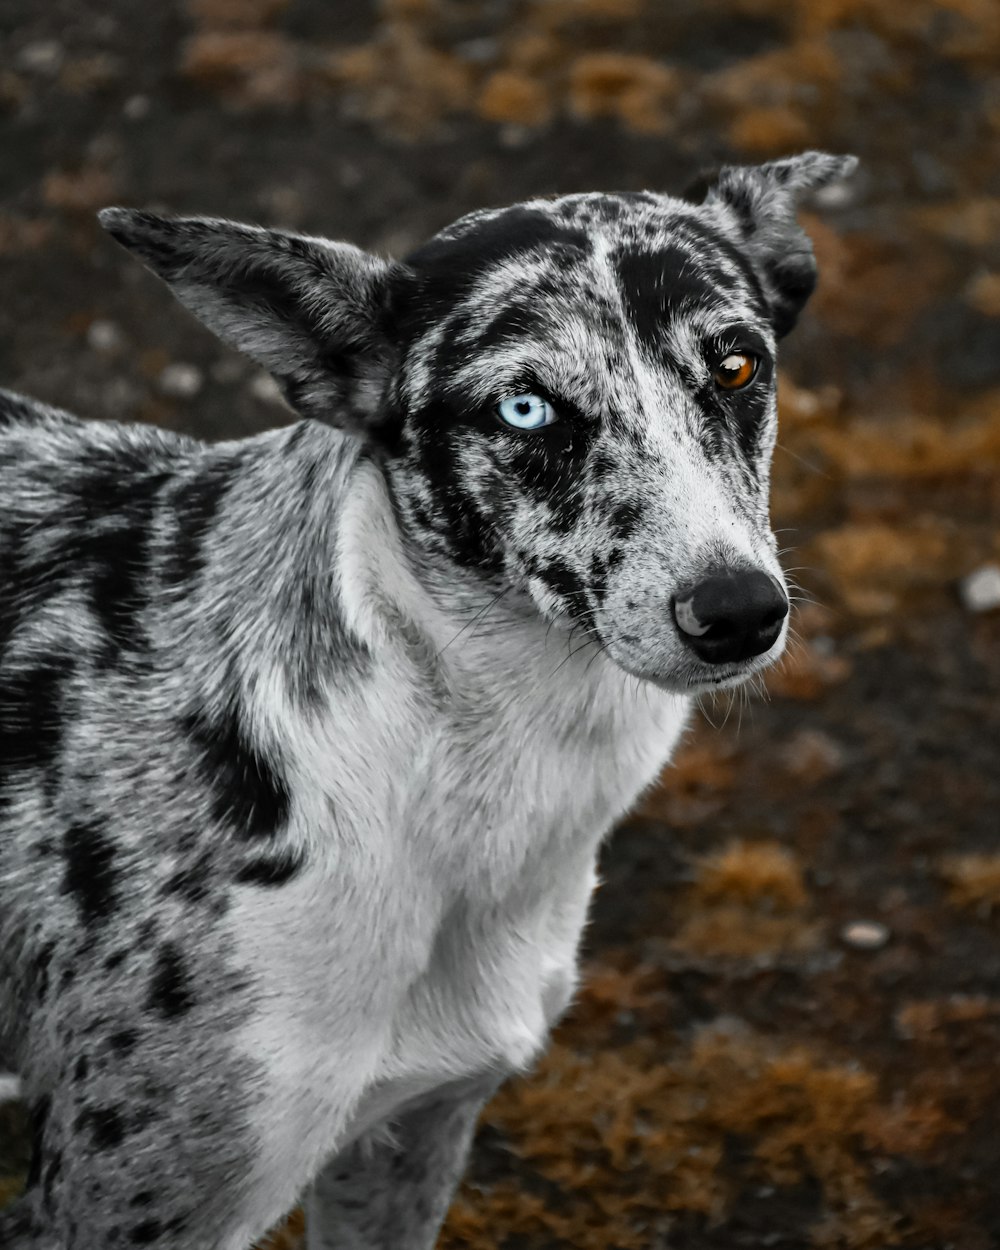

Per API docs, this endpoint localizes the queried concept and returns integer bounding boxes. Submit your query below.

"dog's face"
[101,152,854,693]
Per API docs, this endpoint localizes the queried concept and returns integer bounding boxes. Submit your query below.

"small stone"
[18,40,64,75]
[123,93,151,121]
[0,1073,22,1102]
[159,362,204,399]
[811,179,855,210]
[778,729,845,783]
[86,319,124,353]
[249,372,284,404]
[840,920,890,951]
[455,37,499,64]
[959,564,1000,613]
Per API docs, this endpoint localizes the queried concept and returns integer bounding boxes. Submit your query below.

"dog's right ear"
[687,152,857,338]
[99,208,411,431]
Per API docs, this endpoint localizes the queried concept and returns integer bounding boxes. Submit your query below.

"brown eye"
[713,351,758,391]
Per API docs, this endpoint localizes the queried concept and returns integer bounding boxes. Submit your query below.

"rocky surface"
[1,1,999,1246]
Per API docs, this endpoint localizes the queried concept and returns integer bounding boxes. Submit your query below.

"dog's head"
[101,151,854,694]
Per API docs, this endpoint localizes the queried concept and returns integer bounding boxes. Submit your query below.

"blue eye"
[496,393,557,430]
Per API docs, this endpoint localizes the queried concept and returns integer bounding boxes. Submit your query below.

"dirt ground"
[1,1,1000,1247]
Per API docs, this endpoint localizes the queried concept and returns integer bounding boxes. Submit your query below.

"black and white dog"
[0,151,854,1249]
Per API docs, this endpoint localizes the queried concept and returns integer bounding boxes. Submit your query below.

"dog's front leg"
[305,1076,500,1250]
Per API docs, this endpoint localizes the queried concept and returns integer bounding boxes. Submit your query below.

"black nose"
[673,569,788,664]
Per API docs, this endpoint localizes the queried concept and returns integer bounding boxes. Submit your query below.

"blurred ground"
[1,0,1000,1246]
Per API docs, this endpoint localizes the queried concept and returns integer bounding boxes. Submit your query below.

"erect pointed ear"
[696,151,858,337]
[99,208,411,429]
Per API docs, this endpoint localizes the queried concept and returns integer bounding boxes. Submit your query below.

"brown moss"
[704,35,845,155]
[179,30,304,108]
[727,104,812,157]
[964,270,1000,316]
[860,1101,960,1156]
[185,0,290,28]
[785,0,1000,66]
[668,843,823,960]
[0,214,53,255]
[503,30,563,74]
[571,958,668,1034]
[765,637,852,701]
[671,906,825,959]
[59,53,122,95]
[812,411,1000,480]
[442,1023,923,1248]
[896,995,1000,1042]
[810,519,959,616]
[914,196,1000,248]
[692,841,809,911]
[380,0,441,18]
[330,23,473,138]
[642,733,739,827]
[807,225,954,349]
[477,70,553,126]
[567,53,677,134]
[40,166,120,213]
[776,729,846,785]
[939,853,1000,917]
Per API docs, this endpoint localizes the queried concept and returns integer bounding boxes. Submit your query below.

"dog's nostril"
[673,569,788,664]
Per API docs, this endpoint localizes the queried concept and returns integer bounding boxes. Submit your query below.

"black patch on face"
[162,852,214,905]
[403,208,588,323]
[765,252,818,337]
[0,656,73,810]
[89,1106,126,1151]
[234,848,303,887]
[147,942,194,1019]
[403,418,504,575]
[536,559,591,623]
[466,302,549,357]
[181,705,290,840]
[74,1056,89,1082]
[60,819,119,929]
[615,245,722,359]
[672,217,766,303]
[162,465,231,590]
[609,499,644,541]
[25,1094,51,1190]
[104,949,128,971]
[128,1220,164,1245]
[698,333,773,469]
[32,941,55,1001]
[108,1028,139,1055]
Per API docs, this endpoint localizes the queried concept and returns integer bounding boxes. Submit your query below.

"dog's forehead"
[401,193,769,413]
[407,194,766,342]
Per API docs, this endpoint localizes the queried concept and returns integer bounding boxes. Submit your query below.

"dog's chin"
[602,638,786,696]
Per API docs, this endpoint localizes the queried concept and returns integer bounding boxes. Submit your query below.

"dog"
[0,149,854,1249]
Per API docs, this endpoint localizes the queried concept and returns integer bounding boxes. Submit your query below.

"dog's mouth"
[599,631,786,696]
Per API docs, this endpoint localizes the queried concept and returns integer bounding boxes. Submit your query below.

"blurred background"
[1,0,999,1246]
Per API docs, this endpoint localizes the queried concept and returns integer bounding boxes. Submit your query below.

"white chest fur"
[224,464,690,1215]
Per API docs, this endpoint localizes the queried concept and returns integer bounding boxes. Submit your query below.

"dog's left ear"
[698,151,857,337]
[99,208,412,431]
